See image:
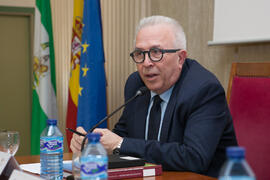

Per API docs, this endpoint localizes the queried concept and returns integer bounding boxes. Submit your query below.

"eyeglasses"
[130,47,181,63]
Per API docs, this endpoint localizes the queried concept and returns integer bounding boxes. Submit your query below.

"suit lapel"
[160,61,189,142]
[133,90,151,139]
[160,87,178,142]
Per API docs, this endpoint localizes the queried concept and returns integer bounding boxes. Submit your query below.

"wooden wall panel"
[50,0,73,150]
[100,0,150,129]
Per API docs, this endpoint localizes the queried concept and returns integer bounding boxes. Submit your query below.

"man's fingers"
[70,137,81,153]
[76,126,87,134]
[70,126,87,153]
[92,128,105,136]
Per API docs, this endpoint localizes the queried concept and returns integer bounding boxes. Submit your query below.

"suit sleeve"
[119,80,231,174]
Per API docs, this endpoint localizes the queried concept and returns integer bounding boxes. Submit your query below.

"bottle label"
[80,155,108,179]
[40,136,63,154]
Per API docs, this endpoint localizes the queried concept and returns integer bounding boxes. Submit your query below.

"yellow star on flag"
[82,64,89,77]
[82,42,89,53]
[79,86,83,96]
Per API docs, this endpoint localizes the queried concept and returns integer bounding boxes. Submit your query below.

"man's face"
[135,24,186,94]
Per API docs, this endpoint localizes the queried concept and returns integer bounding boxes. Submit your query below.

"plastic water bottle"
[219,147,256,180]
[40,119,63,180]
[80,133,108,180]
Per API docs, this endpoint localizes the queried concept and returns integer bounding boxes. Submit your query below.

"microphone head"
[135,86,148,96]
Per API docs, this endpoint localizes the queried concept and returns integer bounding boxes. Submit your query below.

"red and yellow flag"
[66,0,84,149]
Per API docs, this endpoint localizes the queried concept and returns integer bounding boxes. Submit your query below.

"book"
[63,156,162,179]
[63,155,146,170]
[64,163,162,179]
[108,154,145,169]
[108,163,162,179]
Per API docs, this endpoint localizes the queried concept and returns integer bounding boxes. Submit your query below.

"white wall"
[209,0,270,45]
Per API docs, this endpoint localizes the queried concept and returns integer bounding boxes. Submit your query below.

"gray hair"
[134,15,186,50]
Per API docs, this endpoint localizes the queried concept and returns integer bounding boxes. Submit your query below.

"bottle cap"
[226,146,245,158]
[87,133,100,143]
[47,119,57,125]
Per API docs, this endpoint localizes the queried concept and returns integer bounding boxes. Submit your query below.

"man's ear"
[178,49,187,65]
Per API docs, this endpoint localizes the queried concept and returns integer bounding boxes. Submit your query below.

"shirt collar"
[150,85,175,104]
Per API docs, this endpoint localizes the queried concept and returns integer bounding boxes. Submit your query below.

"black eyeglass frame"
[130,48,181,63]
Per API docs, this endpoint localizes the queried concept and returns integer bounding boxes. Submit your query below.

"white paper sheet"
[20,160,72,174]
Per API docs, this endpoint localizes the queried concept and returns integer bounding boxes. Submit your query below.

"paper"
[20,163,40,174]
[120,156,140,160]
[9,169,44,180]
[63,161,72,172]
[20,160,72,175]
[143,169,155,176]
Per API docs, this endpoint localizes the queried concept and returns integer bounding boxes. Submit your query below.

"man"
[70,15,237,177]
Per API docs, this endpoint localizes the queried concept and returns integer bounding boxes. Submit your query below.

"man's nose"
[142,54,153,67]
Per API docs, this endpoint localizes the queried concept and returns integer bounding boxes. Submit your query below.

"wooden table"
[15,153,216,180]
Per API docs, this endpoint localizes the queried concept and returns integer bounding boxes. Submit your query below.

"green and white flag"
[31,0,57,155]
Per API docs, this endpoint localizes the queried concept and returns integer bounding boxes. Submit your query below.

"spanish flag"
[66,0,107,150]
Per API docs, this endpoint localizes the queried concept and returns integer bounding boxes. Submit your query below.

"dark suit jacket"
[113,58,237,177]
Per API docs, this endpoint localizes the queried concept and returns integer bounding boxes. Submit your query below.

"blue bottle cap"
[87,133,100,143]
[47,119,57,125]
[226,146,245,158]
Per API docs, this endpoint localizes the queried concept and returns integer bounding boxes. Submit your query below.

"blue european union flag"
[77,0,107,131]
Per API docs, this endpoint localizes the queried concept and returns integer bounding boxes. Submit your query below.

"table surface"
[15,153,216,180]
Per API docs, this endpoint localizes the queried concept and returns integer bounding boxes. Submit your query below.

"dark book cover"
[108,154,145,169]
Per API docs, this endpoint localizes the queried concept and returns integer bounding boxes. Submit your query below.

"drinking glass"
[0,131,20,156]
[72,151,81,180]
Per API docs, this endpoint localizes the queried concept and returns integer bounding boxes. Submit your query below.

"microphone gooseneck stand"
[80,86,148,152]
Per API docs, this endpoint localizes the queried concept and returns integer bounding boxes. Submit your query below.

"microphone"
[80,86,148,151]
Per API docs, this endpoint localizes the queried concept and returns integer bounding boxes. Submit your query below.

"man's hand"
[70,126,87,153]
[93,128,123,154]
